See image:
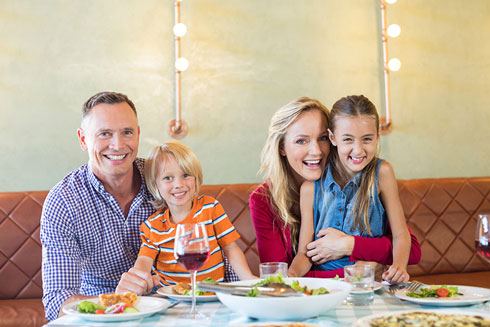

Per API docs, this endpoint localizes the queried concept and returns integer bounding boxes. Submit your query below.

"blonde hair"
[329,95,379,236]
[260,97,330,251]
[145,141,203,210]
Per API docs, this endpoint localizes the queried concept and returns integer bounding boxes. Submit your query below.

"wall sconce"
[168,0,188,139]
[379,0,401,135]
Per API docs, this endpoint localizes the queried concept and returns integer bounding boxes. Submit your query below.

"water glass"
[259,262,288,278]
[344,264,375,305]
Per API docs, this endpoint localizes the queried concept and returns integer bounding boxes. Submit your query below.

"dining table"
[45,289,490,327]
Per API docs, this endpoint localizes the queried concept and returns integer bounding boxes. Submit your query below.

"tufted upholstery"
[400,178,490,280]
[0,177,489,326]
[0,191,47,326]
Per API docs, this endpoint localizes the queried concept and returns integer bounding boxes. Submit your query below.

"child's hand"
[382,265,409,284]
[116,267,155,295]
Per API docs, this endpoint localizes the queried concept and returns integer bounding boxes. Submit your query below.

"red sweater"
[249,183,421,278]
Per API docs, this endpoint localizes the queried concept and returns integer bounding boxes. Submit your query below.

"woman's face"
[281,109,330,185]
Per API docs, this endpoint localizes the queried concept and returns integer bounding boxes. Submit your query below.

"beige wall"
[1,0,489,192]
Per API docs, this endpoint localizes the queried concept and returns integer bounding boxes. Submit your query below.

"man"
[40,92,157,321]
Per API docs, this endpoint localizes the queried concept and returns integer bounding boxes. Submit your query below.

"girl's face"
[281,110,330,185]
[156,155,196,213]
[329,115,379,179]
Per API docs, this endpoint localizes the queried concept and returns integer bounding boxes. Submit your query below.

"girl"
[288,95,411,284]
[119,141,255,293]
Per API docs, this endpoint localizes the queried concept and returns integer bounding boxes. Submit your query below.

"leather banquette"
[0,177,489,326]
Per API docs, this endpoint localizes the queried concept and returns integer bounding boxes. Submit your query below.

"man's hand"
[116,267,158,295]
[306,228,354,264]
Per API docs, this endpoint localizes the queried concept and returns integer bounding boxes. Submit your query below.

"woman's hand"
[306,228,355,264]
[382,265,410,284]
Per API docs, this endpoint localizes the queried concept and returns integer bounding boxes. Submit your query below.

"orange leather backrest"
[1,177,489,299]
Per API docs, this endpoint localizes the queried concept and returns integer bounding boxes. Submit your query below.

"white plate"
[234,322,321,327]
[353,309,490,327]
[62,296,171,322]
[395,285,490,306]
[156,285,219,302]
[216,277,352,320]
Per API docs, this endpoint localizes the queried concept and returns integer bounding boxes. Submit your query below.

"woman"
[250,96,421,277]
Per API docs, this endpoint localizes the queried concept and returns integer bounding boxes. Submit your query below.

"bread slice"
[99,292,137,307]
[172,282,191,295]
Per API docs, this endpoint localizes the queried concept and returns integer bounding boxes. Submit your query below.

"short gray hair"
[82,91,137,119]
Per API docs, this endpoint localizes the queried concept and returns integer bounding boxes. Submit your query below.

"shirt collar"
[87,158,151,199]
[325,163,362,190]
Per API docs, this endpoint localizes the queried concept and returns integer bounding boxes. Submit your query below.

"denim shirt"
[312,159,387,271]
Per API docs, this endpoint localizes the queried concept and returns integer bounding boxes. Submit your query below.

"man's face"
[77,102,140,183]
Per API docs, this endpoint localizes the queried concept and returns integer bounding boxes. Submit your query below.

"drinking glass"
[174,223,210,319]
[259,262,288,278]
[344,264,375,305]
[475,214,490,264]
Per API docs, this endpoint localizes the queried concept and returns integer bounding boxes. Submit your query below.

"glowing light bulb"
[175,58,189,71]
[385,0,397,4]
[173,23,187,37]
[388,58,401,71]
[387,24,401,38]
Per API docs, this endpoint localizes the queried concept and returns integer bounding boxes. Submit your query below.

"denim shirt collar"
[325,163,362,191]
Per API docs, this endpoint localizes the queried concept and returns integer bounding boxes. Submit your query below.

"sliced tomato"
[436,288,450,297]
[95,309,105,314]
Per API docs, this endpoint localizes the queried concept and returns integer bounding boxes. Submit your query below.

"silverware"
[197,282,305,297]
[406,280,423,292]
[387,280,424,296]
[166,300,182,309]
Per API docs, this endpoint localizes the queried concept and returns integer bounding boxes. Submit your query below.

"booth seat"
[0,177,489,327]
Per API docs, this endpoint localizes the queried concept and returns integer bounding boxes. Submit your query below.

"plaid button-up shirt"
[40,158,155,321]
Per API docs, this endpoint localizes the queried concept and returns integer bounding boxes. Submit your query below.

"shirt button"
[339,208,343,212]
[336,222,340,226]
[341,194,344,199]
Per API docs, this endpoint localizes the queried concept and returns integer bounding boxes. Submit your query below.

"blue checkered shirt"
[40,158,240,321]
[40,158,155,321]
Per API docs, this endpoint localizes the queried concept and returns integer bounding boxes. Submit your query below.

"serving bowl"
[216,277,352,320]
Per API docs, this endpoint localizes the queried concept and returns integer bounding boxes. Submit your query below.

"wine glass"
[475,214,490,264]
[174,223,210,318]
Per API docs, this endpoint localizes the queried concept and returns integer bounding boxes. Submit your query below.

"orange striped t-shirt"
[138,195,240,286]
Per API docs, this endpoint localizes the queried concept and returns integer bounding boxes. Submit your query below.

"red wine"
[176,251,210,271]
[475,241,490,263]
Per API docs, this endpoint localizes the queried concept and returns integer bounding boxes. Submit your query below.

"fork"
[405,280,424,292]
[387,280,424,296]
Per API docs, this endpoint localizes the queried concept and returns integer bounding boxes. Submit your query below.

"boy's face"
[156,155,196,214]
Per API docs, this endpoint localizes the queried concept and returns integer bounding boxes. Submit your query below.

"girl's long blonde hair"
[259,97,330,251]
[329,95,379,236]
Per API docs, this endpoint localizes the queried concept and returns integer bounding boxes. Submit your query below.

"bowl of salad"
[214,275,352,320]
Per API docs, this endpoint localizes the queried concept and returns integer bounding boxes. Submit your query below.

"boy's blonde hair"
[145,141,203,210]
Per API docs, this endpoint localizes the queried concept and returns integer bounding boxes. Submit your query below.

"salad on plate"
[245,274,329,297]
[406,285,459,299]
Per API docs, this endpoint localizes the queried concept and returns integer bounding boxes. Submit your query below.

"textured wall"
[0,0,489,191]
